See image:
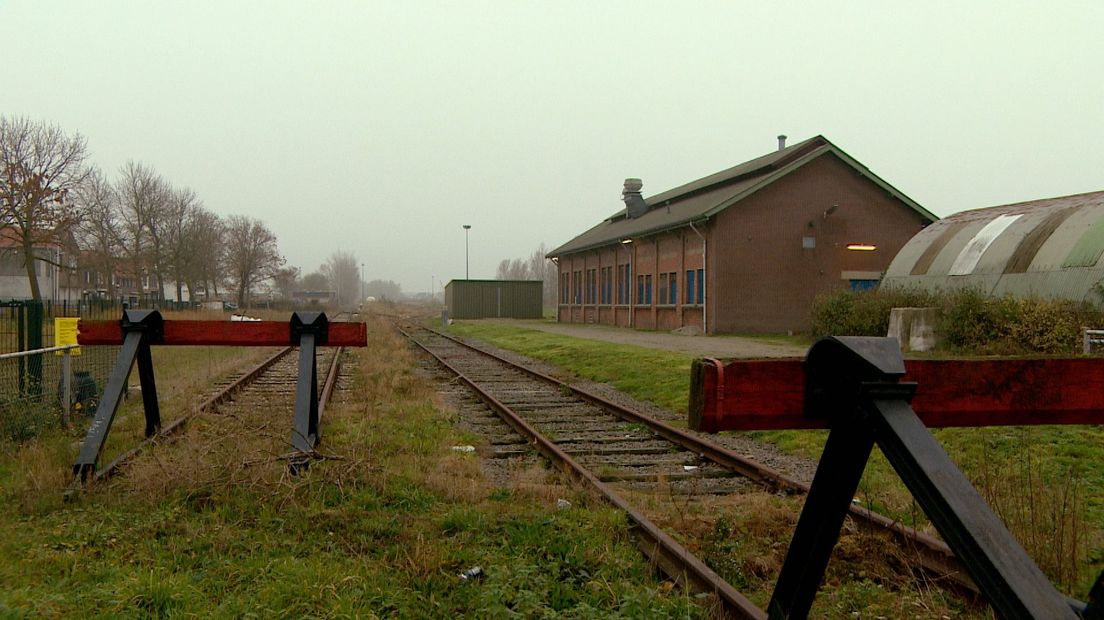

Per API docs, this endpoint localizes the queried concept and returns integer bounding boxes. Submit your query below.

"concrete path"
[479,319,808,359]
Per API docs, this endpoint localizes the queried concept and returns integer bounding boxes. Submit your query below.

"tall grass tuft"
[975,429,1090,592]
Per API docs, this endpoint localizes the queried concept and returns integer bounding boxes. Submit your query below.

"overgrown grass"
[0,315,703,617]
[445,319,1104,599]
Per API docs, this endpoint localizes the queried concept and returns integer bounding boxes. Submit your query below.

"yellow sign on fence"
[55,317,80,356]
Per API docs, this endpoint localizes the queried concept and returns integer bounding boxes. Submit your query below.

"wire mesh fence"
[0,300,121,442]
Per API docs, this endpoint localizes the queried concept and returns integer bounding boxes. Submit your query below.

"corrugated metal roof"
[883,190,1104,302]
[548,135,936,257]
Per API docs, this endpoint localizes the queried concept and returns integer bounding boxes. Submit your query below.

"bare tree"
[223,215,283,308]
[142,180,174,304]
[495,258,529,280]
[528,243,557,306]
[161,186,199,303]
[497,243,556,305]
[364,279,402,301]
[300,271,329,291]
[182,207,224,300]
[116,161,167,301]
[72,167,122,298]
[0,116,89,300]
[321,250,360,307]
[271,265,300,300]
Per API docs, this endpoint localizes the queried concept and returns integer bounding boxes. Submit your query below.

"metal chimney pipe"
[777,134,787,151]
[622,178,647,218]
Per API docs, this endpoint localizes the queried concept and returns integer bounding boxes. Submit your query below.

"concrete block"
[887,307,940,352]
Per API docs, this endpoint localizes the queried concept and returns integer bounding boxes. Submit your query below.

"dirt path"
[480,319,807,359]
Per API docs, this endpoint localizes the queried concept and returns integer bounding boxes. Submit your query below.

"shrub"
[810,286,1104,355]
[810,287,937,338]
[938,288,1016,352]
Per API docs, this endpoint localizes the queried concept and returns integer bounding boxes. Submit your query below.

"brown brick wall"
[709,153,927,332]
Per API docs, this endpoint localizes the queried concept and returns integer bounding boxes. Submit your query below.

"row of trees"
[3,115,409,309]
[495,243,556,305]
[0,115,284,307]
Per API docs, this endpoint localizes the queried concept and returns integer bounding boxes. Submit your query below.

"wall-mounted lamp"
[823,204,839,220]
[620,238,633,245]
[846,243,877,251]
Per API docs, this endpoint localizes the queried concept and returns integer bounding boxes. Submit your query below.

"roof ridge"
[964,189,1104,213]
[644,135,827,208]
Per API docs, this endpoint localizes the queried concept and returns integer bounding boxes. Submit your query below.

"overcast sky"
[2,1,1102,294]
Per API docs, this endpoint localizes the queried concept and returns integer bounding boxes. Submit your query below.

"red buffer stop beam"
[689,356,1104,432]
[78,319,367,347]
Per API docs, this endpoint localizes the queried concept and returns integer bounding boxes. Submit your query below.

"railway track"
[401,323,977,617]
[86,342,345,486]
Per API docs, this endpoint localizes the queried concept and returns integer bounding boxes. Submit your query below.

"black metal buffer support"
[73,310,163,483]
[289,311,327,455]
[767,336,1095,620]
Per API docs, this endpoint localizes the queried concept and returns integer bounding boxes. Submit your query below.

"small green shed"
[445,280,543,319]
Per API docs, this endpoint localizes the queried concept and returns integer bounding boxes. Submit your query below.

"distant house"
[293,290,337,305]
[73,255,163,306]
[0,229,73,301]
[548,135,937,333]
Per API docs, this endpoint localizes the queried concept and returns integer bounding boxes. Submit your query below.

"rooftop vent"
[622,178,647,218]
[777,134,787,151]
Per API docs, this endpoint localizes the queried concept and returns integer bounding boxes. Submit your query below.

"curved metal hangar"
[882,190,1104,302]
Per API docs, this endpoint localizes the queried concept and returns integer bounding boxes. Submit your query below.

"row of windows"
[561,267,704,306]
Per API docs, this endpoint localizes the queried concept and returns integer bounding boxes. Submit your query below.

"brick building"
[548,135,937,333]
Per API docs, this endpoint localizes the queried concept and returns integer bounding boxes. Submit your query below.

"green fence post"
[27,300,44,399]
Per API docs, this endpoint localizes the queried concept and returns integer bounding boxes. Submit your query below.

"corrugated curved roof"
[882,190,1104,302]
[548,135,936,257]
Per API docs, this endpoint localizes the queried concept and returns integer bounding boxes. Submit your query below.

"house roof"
[547,135,936,258]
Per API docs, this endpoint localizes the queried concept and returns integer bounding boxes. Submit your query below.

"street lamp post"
[360,263,364,303]
[463,224,472,280]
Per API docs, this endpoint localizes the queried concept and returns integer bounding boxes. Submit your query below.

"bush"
[810,286,1104,355]
[810,287,937,338]
[938,288,1017,352]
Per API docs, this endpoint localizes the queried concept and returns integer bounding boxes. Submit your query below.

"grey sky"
[2,1,1101,294]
